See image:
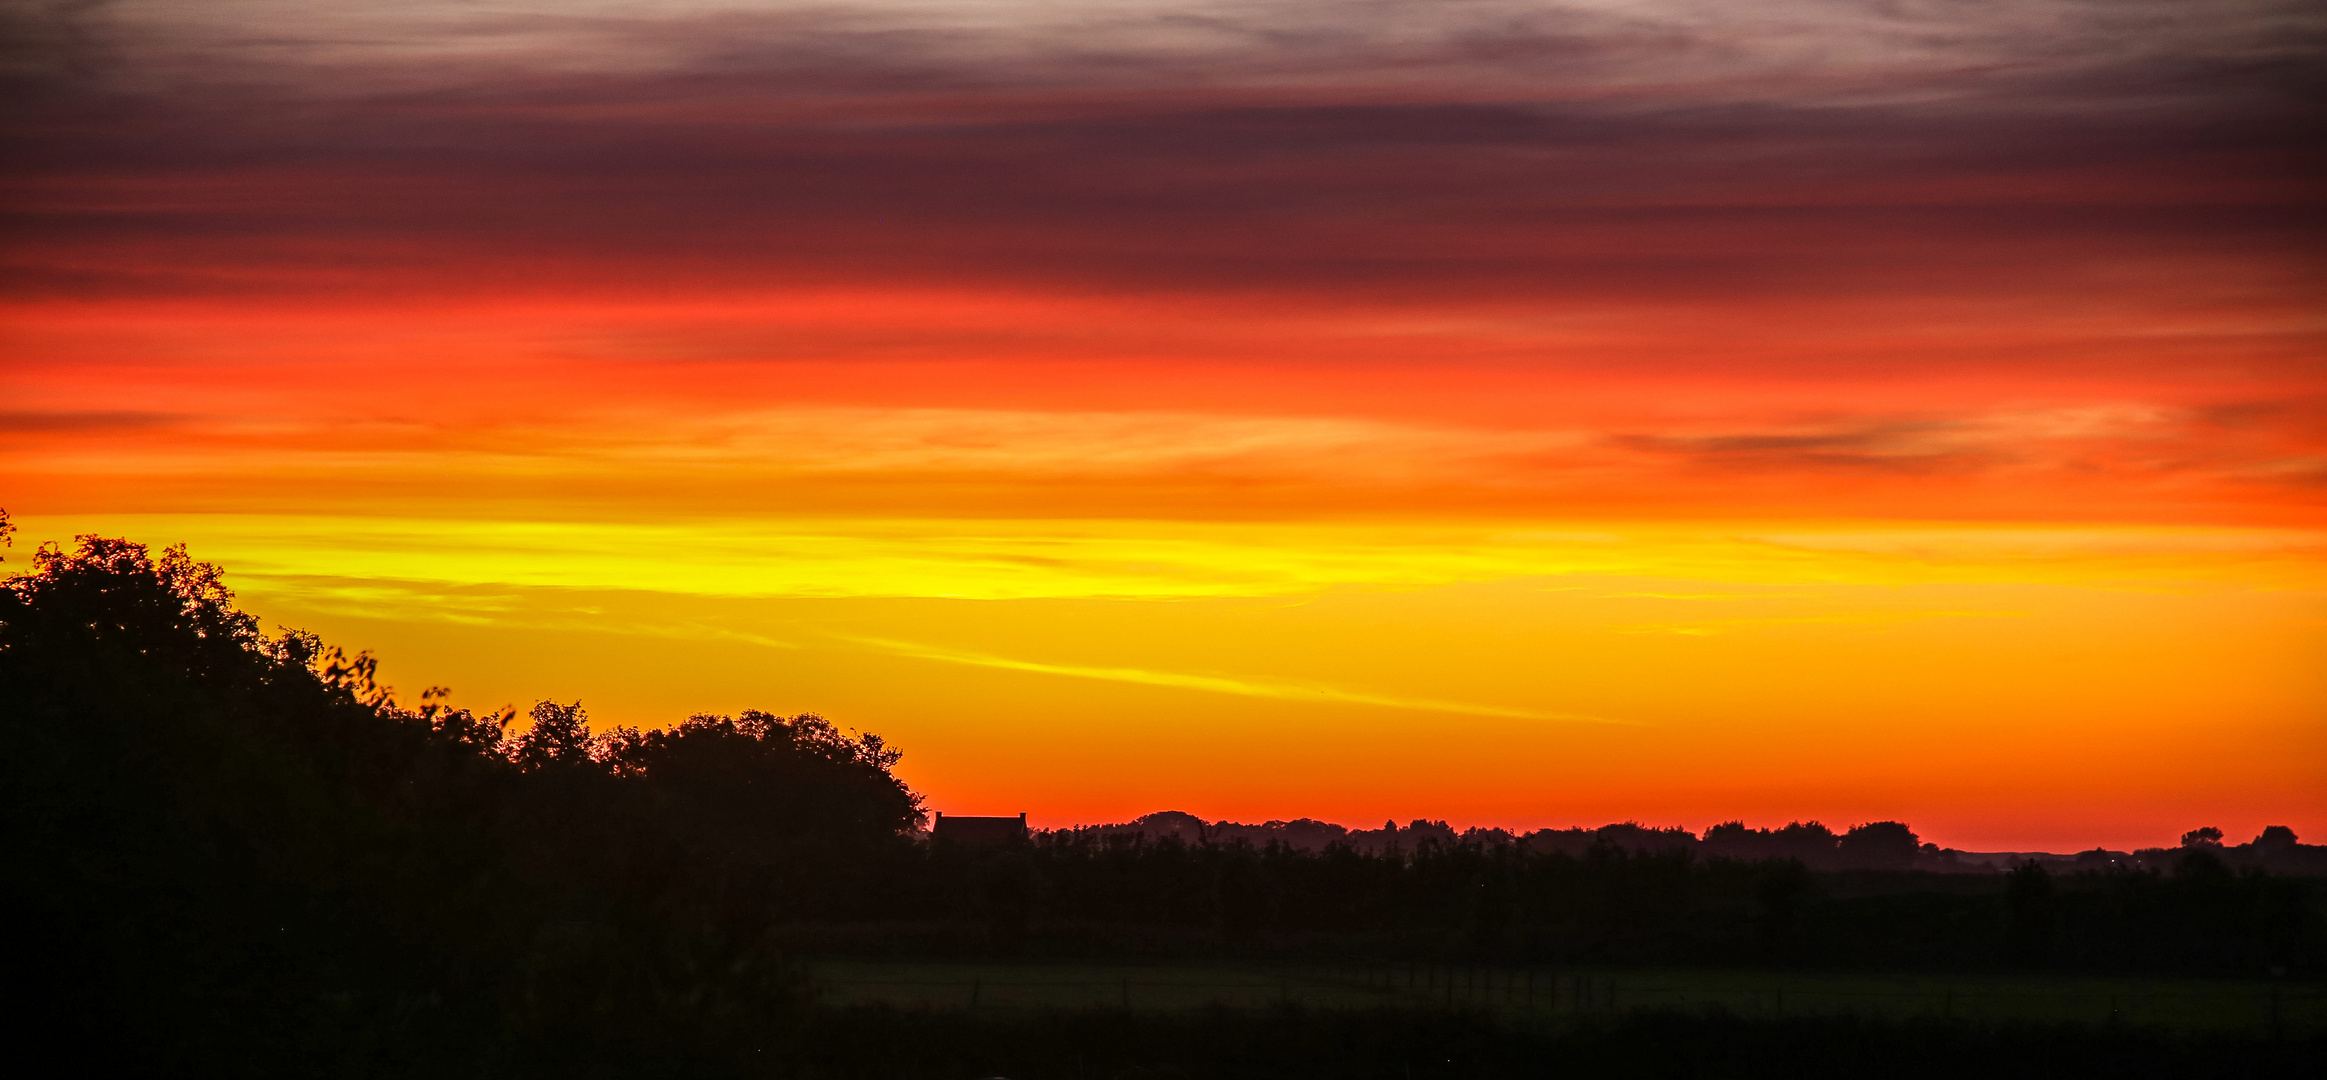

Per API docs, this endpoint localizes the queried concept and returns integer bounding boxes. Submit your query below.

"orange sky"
[4,1,2323,850]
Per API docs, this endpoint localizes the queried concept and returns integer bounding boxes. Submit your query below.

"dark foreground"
[691,1007,2327,1080]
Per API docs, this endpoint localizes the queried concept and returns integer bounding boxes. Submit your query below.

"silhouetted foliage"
[1,533,919,1074]
[763,829,2326,980]
[1839,821,1921,871]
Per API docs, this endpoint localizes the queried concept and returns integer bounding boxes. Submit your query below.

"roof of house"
[932,812,1028,845]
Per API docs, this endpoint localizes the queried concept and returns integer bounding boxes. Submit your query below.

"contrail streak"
[834,634,1630,724]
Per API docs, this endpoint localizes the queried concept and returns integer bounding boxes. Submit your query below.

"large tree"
[0,526,920,1073]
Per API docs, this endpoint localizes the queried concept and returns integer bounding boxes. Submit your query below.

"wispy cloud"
[9,0,2317,308]
[0,410,185,434]
[1620,609,2028,636]
[834,633,1627,724]
[1599,592,1755,601]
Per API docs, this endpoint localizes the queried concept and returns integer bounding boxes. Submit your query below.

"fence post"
[970,978,981,1009]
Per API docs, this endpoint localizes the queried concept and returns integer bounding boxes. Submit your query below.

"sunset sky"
[4,0,2322,850]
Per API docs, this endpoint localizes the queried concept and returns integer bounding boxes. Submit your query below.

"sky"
[3,0,2323,850]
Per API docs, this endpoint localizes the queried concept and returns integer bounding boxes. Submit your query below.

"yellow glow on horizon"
[7,509,2319,852]
[15,513,2323,602]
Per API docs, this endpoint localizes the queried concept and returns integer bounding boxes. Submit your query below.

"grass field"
[806,960,2325,1036]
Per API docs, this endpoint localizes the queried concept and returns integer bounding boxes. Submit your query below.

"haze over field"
[4,0,2323,849]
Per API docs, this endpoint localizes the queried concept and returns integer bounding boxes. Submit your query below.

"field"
[807,960,2325,1036]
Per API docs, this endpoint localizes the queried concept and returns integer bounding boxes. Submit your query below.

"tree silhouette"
[0,528,924,1071]
[2182,826,2225,848]
[1839,821,1920,871]
[2255,825,2299,850]
[513,699,597,771]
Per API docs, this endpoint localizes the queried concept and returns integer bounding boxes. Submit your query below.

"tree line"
[806,825,2322,979]
[1058,810,2324,876]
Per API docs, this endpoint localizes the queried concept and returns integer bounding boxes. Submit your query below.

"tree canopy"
[1,530,921,1074]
